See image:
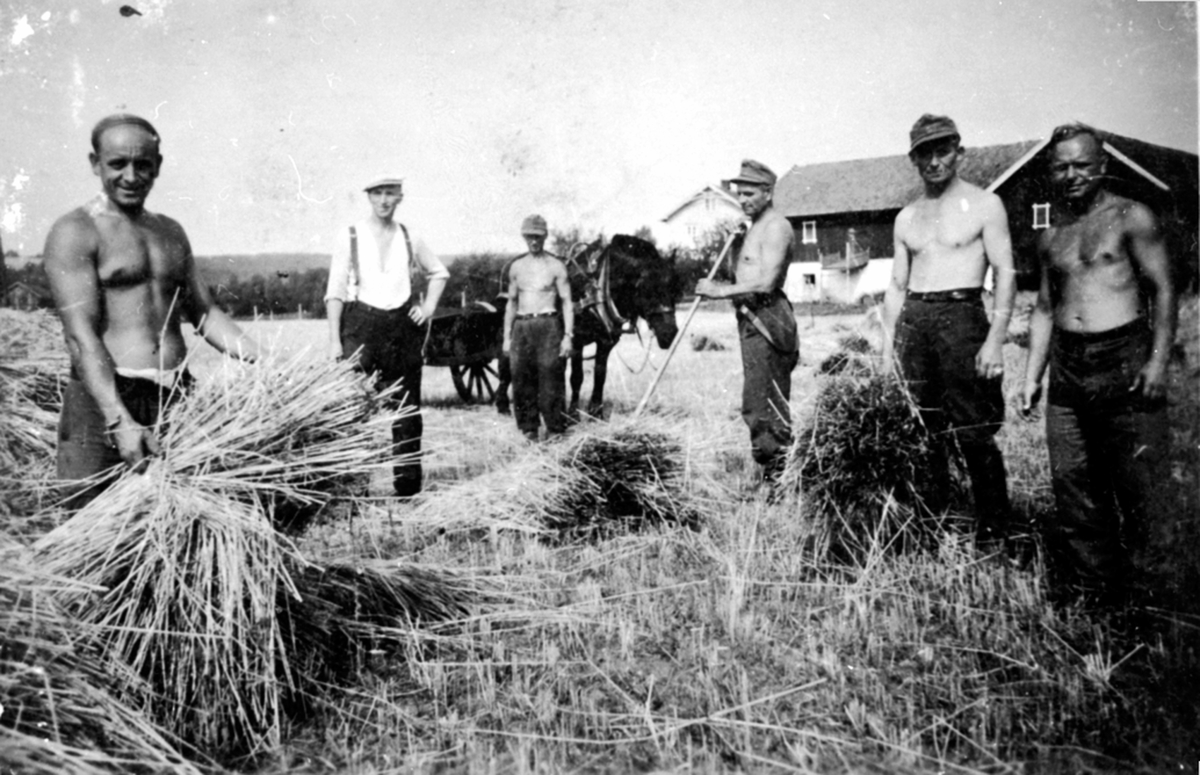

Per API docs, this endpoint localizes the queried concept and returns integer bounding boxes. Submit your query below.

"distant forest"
[3,231,710,319]
[3,252,517,319]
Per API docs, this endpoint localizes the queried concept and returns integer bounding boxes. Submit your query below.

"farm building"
[657,183,743,250]
[4,280,44,311]
[775,130,1199,303]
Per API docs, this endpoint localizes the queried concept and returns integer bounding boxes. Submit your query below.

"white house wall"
[784,257,894,304]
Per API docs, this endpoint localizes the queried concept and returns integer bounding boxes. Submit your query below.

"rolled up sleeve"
[324,228,352,303]
[412,237,449,281]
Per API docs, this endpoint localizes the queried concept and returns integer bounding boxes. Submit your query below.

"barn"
[774,130,1198,303]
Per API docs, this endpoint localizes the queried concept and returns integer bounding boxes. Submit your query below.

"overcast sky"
[1,0,1195,257]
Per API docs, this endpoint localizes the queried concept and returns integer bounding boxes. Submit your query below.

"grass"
[5,299,1198,772]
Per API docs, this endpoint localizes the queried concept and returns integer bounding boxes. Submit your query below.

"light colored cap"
[520,214,548,236]
[729,159,777,187]
[363,175,405,192]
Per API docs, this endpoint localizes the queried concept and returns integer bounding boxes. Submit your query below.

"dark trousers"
[340,301,424,496]
[57,370,191,509]
[738,293,799,479]
[510,316,566,439]
[1045,320,1169,603]
[896,297,1011,539]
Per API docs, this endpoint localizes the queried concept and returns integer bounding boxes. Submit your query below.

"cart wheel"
[450,361,498,404]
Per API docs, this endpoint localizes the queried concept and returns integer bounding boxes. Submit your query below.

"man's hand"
[559,334,573,359]
[695,278,720,299]
[329,338,344,360]
[502,338,511,357]
[1131,359,1168,401]
[409,300,436,325]
[975,341,1005,381]
[1020,379,1043,416]
[109,418,161,472]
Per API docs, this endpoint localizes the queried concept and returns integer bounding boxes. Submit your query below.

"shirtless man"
[881,115,1017,546]
[44,114,259,507]
[1020,123,1175,607]
[501,214,574,440]
[696,159,799,490]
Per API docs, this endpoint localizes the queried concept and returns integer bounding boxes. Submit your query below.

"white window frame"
[1032,203,1051,230]
[803,273,817,287]
[801,221,817,244]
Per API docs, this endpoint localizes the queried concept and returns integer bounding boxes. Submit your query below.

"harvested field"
[2,301,1197,772]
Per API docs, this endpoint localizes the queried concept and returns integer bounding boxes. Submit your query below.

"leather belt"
[906,288,982,303]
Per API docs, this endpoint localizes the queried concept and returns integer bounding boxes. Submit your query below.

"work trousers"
[340,301,424,496]
[57,369,191,510]
[895,296,1011,539]
[1045,319,1170,605]
[737,292,799,480]
[510,316,566,440]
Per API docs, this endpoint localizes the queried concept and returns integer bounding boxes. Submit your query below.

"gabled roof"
[776,141,1042,218]
[662,184,741,222]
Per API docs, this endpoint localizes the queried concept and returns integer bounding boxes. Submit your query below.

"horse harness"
[567,242,671,345]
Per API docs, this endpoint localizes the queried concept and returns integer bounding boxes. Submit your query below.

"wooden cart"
[423,300,504,403]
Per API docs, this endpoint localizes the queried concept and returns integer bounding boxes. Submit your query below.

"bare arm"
[502,263,518,355]
[1021,235,1054,413]
[179,229,259,361]
[1126,203,1176,400]
[880,210,912,372]
[325,228,352,357]
[976,194,1016,378]
[556,261,574,358]
[43,214,159,466]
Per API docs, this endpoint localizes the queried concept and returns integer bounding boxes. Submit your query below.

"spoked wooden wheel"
[450,361,498,404]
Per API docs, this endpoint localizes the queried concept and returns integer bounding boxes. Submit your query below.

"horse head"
[606,235,679,349]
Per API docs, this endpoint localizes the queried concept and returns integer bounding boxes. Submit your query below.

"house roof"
[776,141,1041,218]
[777,130,1198,220]
[662,184,741,222]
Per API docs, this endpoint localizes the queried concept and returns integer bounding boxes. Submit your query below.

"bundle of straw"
[0,539,202,775]
[817,333,875,377]
[151,353,402,533]
[548,424,698,540]
[32,354,479,759]
[780,374,964,558]
[281,559,477,690]
[0,309,67,517]
[33,472,294,757]
[406,416,697,540]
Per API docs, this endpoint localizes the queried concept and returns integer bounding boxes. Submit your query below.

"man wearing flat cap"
[696,159,799,492]
[502,214,574,440]
[882,115,1017,549]
[325,176,449,497]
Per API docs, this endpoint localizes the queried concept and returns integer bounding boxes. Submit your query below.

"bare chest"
[1044,215,1127,274]
[903,200,984,255]
[93,218,186,289]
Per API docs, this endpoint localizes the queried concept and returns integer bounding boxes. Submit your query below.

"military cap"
[909,114,961,152]
[729,159,777,187]
[520,214,548,236]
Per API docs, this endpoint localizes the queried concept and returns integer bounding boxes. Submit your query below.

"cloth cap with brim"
[521,214,548,236]
[909,114,960,152]
[363,176,405,192]
[729,159,776,187]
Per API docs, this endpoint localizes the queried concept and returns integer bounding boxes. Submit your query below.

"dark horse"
[496,234,680,417]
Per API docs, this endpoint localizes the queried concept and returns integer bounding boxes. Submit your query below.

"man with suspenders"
[324,176,449,497]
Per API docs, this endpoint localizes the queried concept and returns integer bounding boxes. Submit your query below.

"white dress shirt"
[324,219,449,310]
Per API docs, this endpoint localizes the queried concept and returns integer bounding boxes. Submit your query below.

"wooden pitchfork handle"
[633,227,742,418]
